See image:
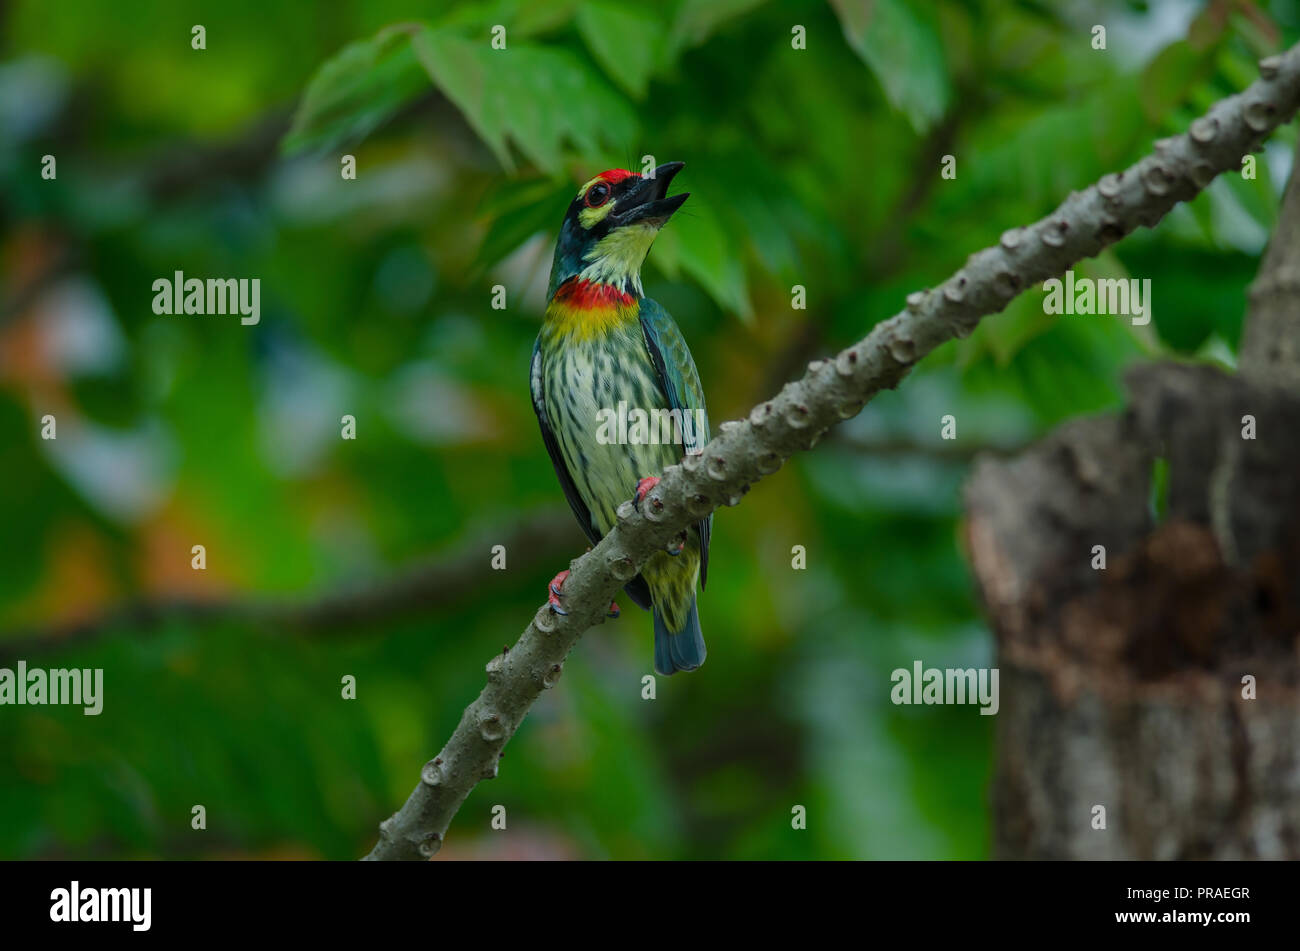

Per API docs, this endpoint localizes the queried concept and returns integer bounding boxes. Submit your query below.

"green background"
[1,0,1295,859]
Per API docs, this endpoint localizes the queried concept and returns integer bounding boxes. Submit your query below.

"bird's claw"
[633,476,660,510]
[547,570,570,615]
[548,569,616,617]
[666,530,687,556]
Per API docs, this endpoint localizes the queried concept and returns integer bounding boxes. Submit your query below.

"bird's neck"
[543,277,640,344]
[548,223,658,299]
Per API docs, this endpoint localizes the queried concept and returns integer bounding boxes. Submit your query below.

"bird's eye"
[584,182,611,208]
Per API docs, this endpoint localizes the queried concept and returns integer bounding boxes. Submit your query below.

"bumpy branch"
[363,45,1300,860]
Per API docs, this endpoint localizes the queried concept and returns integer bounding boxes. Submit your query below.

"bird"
[530,161,711,675]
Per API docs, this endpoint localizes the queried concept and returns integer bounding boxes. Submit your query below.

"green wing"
[638,296,712,587]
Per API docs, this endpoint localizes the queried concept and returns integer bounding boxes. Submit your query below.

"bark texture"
[971,131,1300,859]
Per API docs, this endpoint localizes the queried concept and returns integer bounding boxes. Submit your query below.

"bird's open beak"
[610,161,688,227]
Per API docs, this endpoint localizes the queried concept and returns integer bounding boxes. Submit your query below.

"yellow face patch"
[578,203,614,229]
[577,174,619,229]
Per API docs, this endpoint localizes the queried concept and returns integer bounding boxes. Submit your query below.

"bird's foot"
[633,476,660,510]
[547,570,570,615]
[548,568,618,617]
[666,530,688,556]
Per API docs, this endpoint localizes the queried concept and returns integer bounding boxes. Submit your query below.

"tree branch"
[831,431,1026,461]
[0,510,573,663]
[1243,131,1300,383]
[363,46,1300,860]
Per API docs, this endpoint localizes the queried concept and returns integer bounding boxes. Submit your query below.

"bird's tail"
[653,595,706,675]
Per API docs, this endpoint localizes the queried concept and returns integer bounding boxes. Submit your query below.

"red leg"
[633,475,660,509]
[547,570,570,615]
[548,568,618,617]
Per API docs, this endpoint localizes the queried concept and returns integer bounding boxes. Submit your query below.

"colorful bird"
[530,162,711,675]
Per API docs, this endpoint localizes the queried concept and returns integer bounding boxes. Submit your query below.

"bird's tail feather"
[653,596,705,675]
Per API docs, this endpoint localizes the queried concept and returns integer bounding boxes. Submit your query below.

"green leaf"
[474,178,572,272]
[1139,40,1216,125]
[959,252,1154,368]
[436,0,584,39]
[670,198,752,321]
[1222,150,1278,234]
[958,292,1054,368]
[413,28,638,173]
[576,0,666,99]
[669,0,767,54]
[495,0,583,39]
[282,24,431,155]
[831,0,951,134]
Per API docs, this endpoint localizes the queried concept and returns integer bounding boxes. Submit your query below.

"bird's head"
[547,162,688,300]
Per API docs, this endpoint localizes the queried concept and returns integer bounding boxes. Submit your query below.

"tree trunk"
[968,137,1300,860]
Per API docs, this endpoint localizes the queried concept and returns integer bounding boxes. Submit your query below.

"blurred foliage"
[1,0,1296,859]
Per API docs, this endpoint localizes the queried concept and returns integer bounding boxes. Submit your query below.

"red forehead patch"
[597,169,636,184]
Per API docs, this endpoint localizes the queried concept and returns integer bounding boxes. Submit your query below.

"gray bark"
[972,128,1300,859]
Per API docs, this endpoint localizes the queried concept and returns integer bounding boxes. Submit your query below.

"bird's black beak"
[610,161,688,227]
